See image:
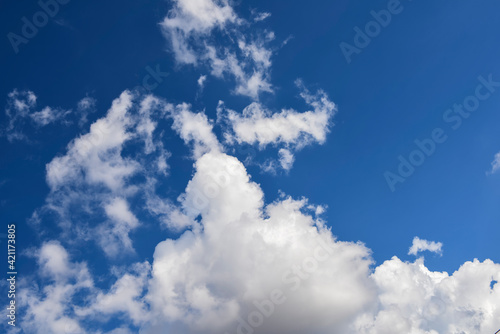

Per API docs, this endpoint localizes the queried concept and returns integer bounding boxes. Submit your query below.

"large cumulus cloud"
[144,151,376,334]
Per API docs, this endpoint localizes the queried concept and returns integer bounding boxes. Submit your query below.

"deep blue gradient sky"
[1,0,500,304]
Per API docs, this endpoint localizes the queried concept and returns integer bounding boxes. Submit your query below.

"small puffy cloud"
[197,75,207,89]
[490,152,500,174]
[220,83,336,149]
[278,148,295,171]
[37,241,74,280]
[408,237,443,256]
[218,82,335,172]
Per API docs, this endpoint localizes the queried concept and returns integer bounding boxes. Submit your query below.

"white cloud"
[238,40,272,69]
[14,2,499,333]
[98,197,140,257]
[219,82,336,149]
[19,242,151,334]
[253,12,271,22]
[30,106,72,127]
[490,152,500,174]
[160,0,277,99]
[155,143,171,175]
[160,0,238,64]
[18,241,93,334]
[171,103,222,158]
[217,82,335,172]
[144,178,195,231]
[77,97,96,112]
[46,91,139,192]
[211,38,274,99]
[408,237,443,256]
[197,75,207,89]
[141,150,500,334]
[38,91,173,257]
[77,262,151,326]
[37,241,75,280]
[145,151,376,334]
[77,96,97,126]
[353,257,500,334]
[20,79,500,334]
[2,89,72,141]
[236,70,273,99]
[278,148,295,171]
[136,95,167,155]
[23,108,500,333]
[259,148,296,174]
[22,161,500,334]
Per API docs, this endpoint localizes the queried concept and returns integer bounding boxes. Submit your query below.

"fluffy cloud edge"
[408,236,443,256]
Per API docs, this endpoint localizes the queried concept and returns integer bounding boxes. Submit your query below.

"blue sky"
[1,0,500,333]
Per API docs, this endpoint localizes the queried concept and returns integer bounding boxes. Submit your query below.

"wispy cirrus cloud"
[2,89,71,142]
[1,90,99,143]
